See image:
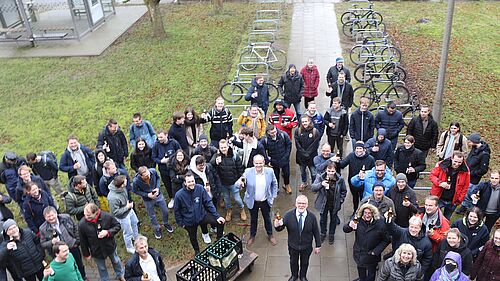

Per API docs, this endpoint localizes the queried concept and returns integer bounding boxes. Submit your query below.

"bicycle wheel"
[342,22,360,37]
[384,65,407,82]
[354,64,375,83]
[350,45,370,65]
[380,46,402,63]
[341,12,355,25]
[268,49,287,70]
[353,85,375,108]
[239,49,258,71]
[402,107,419,126]
[266,82,280,102]
[386,84,410,105]
[369,11,383,23]
[220,83,244,103]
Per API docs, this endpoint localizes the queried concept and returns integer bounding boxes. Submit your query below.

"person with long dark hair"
[436,121,468,160]
[450,207,489,260]
[169,149,190,201]
[184,107,204,154]
[130,138,155,172]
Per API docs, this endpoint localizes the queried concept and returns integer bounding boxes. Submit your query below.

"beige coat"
[436,131,468,159]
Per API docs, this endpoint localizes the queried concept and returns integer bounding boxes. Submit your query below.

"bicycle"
[341,3,383,26]
[352,76,410,108]
[239,42,287,71]
[349,37,402,65]
[353,60,407,83]
[342,18,386,39]
[220,77,280,103]
[401,94,421,126]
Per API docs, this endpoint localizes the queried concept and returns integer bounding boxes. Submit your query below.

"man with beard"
[359,182,395,215]
[278,64,305,118]
[97,119,128,169]
[313,143,335,174]
[261,124,292,194]
[245,74,270,115]
[375,102,405,151]
[326,71,353,110]
[333,141,375,213]
[326,57,351,85]
[351,159,396,199]
[394,135,426,188]
[386,173,418,228]
[129,112,156,149]
[268,99,298,139]
[365,128,394,168]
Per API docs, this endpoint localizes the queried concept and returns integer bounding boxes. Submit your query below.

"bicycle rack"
[252,19,279,33]
[256,10,282,22]
[355,30,386,43]
[247,32,276,46]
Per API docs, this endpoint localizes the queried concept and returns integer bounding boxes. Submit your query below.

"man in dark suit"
[274,195,321,281]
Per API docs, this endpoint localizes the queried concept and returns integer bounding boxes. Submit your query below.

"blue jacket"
[260,129,292,168]
[173,184,220,227]
[151,139,181,170]
[59,145,96,183]
[365,128,394,167]
[351,166,396,199]
[245,78,270,113]
[375,108,405,140]
[306,112,325,137]
[22,190,56,233]
[15,174,51,204]
[349,108,375,142]
[451,218,490,258]
[473,181,500,216]
[132,168,161,201]
[129,120,156,148]
[241,167,278,209]
[313,153,335,174]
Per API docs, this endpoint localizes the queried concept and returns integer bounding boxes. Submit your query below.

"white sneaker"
[168,199,174,209]
[202,233,212,244]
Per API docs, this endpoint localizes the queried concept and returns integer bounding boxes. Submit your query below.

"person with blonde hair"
[378,243,423,281]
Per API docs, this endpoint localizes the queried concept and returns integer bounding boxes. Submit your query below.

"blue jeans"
[117,209,139,250]
[221,184,244,209]
[144,194,169,231]
[300,164,316,184]
[320,207,339,237]
[291,101,302,119]
[93,249,124,281]
[460,183,477,209]
[439,199,457,220]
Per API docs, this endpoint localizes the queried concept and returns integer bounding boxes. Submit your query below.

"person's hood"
[441,251,463,271]
[356,202,380,220]
[273,99,288,110]
[472,142,491,155]
[286,64,298,77]
[377,128,387,137]
[189,155,202,173]
[462,216,484,229]
[251,78,264,88]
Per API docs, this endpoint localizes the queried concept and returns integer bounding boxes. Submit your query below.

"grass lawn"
[0,2,291,265]
[335,2,499,166]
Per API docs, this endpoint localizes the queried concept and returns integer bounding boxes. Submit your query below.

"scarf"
[437,267,460,281]
[185,118,199,143]
[242,138,257,167]
[422,211,439,230]
[69,145,89,176]
[337,82,345,103]
[189,156,211,198]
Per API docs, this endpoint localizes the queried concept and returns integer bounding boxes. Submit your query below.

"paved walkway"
[172,1,356,280]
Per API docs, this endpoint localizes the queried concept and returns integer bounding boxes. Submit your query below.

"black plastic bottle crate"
[223,232,243,255]
[176,259,222,281]
[219,258,239,281]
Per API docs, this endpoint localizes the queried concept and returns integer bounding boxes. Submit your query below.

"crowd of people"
[0,58,497,281]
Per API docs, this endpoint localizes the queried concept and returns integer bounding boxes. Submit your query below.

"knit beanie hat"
[199,134,208,141]
[372,181,385,190]
[468,133,481,144]
[354,142,365,149]
[2,219,16,232]
[396,173,408,182]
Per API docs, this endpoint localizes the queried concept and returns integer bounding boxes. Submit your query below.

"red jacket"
[268,108,298,139]
[419,211,450,252]
[300,65,320,98]
[430,158,470,206]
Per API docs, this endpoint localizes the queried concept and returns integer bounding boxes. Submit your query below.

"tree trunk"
[212,0,223,14]
[145,0,166,38]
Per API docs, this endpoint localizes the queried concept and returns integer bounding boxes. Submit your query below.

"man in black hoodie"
[278,64,305,119]
[349,97,375,150]
[168,111,189,154]
[97,119,128,170]
[456,133,491,214]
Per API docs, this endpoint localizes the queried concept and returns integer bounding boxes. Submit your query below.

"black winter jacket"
[22,190,56,234]
[0,228,44,278]
[343,217,390,267]
[473,181,500,216]
[451,218,490,258]
[466,142,491,184]
[0,192,14,222]
[190,163,221,199]
[326,65,351,85]
[326,81,354,109]
[386,185,418,228]
[130,148,156,172]
[407,115,439,151]
[78,210,121,259]
[124,248,167,281]
[386,222,433,273]
[261,129,292,168]
[96,126,128,165]
[324,107,349,137]
[393,145,426,182]
[349,108,375,142]
[210,148,244,186]
[278,67,305,104]
[294,126,320,166]
[375,108,405,140]
[168,123,189,151]
[336,152,375,185]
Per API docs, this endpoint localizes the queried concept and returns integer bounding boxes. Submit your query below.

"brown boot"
[247,236,255,247]
[240,209,247,221]
[284,184,292,194]
[225,209,232,222]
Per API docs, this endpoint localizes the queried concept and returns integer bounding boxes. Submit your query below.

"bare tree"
[143,0,167,38]
[212,0,223,14]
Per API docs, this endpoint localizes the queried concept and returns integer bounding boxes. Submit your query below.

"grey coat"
[378,257,423,281]
[40,214,79,254]
[107,182,131,219]
[311,172,347,213]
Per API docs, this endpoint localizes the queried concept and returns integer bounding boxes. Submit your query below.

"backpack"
[443,132,464,152]
[39,150,58,167]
